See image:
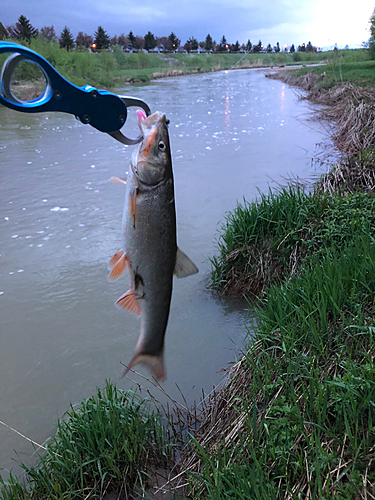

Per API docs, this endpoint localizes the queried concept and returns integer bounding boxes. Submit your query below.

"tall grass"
[0,381,169,499]
[210,186,375,297]
[191,235,375,498]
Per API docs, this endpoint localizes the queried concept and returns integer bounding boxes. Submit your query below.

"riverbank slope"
[200,61,375,498]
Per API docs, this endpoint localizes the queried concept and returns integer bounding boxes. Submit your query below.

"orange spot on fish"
[142,129,157,158]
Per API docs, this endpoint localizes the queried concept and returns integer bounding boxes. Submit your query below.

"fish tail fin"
[122,352,165,382]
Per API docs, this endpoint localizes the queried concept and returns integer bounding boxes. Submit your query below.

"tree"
[306,41,313,52]
[190,36,198,51]
[94,26,110,50]
[135,36,145,50]
[117,33,127,48]
[274,42,280,53]
[298,43,306,52]
[13,15,38,42]
[59,26,75,51]
[290,44,295,53]
[156,36,169,51]
[76,32,93,49]
[110,35,118,47]
[184,38,192,53]
[0,22,8,40]
[369,7,375,59]
[144,31,156,51]
[205,33,213,51]
[219,35,228,52]
[253,40,262,52]
[232,40,240,52]
[168,32,180,51]
[40,25,56,42]
[246,39,252,52]
[266,43,272,53]
[128,31,136,49]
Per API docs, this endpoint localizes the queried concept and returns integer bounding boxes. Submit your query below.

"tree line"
[0,15,318,54]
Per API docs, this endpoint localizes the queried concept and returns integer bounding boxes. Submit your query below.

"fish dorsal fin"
[109,253,127,280]
[115,289,141,316]
[174,247,199,278]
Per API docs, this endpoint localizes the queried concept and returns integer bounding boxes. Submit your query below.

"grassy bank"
[187,234,375,498]
[0,382,173,499]
[0,37,324,90]
[1,38,368,92]
[197,55,375,498]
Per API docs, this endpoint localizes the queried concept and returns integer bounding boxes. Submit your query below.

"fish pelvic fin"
[174,247,199,278]
[109,176,127,185]
[115,289,141,316]
[123,351,165,382]
[109,253,128,280]
[109,250,124,269]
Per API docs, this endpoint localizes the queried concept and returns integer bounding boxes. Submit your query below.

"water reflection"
[224,95,230,130]
[281,84,286,111]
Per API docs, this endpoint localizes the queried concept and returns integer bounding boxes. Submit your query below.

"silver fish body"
[109,111,198,381]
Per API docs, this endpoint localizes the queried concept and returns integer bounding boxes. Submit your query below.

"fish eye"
[158,141,166,151]
[166,119,170,125]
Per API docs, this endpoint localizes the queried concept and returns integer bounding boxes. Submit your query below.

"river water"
[0,68,328,476]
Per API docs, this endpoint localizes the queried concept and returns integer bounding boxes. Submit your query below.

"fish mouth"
[137,111,167,134]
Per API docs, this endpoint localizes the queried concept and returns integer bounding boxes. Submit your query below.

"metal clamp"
[0,42,151,145]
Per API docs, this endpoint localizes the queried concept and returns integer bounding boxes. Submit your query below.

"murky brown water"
[0,68,329,477]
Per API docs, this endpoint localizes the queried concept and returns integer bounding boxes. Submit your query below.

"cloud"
[1,0,371,46]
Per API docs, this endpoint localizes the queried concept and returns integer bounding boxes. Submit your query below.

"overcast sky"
[1,1,374,49]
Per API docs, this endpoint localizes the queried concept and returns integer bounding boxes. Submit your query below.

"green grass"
[0,381,169,499]
[1,37,357,91]
[210,186,375,297]
[291,58,375,89]
[194,235,375,498]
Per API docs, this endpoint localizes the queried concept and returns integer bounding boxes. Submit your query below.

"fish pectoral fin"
[108,253,128,280]
[122,351,165,382]
[109,176,127,185]
[174,247,199,278]
[108,250,124,270]
[115,289,141,316]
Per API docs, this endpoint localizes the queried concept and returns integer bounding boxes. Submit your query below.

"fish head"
[131,111,172,187]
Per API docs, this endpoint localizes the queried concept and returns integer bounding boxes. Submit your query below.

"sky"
[1,0,374,50]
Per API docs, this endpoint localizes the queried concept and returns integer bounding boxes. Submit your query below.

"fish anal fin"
[122,351,165,382]
[109,254,128,280]
[174,247,199,278]
[115,289,141,316]
[109,250,124,269]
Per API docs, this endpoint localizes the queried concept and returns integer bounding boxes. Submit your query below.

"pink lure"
[136,109,147,123]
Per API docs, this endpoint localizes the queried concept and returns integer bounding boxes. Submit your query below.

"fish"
[109,110,198,381]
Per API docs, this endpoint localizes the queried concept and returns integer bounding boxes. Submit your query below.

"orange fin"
[122,351,165,382]
[109,250,124,269]
[110,176,127,185]
[115,289,141,316]
[109,254,127,280]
